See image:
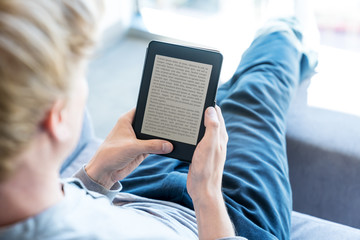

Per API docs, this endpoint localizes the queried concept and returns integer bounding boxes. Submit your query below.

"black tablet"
[133,41,223,162]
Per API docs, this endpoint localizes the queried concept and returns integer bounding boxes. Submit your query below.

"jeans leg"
[121,155,193,208]
[216,29,307,239]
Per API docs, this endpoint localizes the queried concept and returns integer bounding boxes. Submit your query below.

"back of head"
[0,0,101,181]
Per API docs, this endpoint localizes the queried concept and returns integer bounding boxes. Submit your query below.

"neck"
[0,135,64,227]
[0,165,63,227]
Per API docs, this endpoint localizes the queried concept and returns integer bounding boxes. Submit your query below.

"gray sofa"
[286,80,360,239]
[288,106,360,229]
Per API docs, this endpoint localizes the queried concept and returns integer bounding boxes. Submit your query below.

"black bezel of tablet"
[133,41,223,162]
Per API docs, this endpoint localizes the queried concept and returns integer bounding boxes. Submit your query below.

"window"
[134,0,360,117]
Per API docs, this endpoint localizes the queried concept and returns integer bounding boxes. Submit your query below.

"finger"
[215,105,228,142]
[112,108,135,136]
[202,107,220,142]
[138,139,173,154]
[215,105,225,129]
[204,106,219,128]
[124,108,136,123]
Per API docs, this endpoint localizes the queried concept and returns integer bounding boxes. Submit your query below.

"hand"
[187,106,235,239]
[187,105,228,203]
[85,108,173,189]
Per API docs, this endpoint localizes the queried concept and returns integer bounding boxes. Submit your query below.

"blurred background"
[88,0,360,138]
[84,0,360,229]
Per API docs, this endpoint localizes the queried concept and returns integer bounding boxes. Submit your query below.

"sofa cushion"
[291,211,360,240]
[287,105,360,228]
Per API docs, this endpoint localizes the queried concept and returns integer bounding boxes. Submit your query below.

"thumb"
[204,107,220,137]
[138,139,173,155]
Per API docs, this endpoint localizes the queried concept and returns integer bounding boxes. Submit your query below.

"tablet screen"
[141,55,212,145]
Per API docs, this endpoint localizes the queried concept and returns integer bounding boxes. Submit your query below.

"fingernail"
[162,142,172,152]
[207,107,216,117]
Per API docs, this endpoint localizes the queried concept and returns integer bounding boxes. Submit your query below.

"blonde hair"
[0,0,101,181]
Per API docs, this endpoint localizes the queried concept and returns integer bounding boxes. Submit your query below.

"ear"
[42,99,71,142]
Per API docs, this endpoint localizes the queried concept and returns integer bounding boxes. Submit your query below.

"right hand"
[186,105,228,204]
[85,108,173,189]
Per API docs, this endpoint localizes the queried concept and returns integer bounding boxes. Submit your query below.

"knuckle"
[125,139,136,148]
[224,132,229,142]
[116,117,123,125]
[209,119,219,129]
[219,144,226,153]
[142,141,153,151]
[147,140,161,152]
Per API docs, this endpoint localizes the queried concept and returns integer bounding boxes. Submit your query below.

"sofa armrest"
[286,105,360,228]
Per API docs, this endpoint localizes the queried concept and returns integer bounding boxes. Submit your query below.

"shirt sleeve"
[72,165,122,202]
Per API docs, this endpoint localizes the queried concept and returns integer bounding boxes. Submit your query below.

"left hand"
[186,106,235,239]
[85,108,173,189]
[187,105,228,203]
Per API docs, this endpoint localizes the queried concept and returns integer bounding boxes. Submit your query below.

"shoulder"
[1,178,196,240]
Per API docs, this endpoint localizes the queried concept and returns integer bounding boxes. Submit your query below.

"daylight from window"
[136,0,360,117]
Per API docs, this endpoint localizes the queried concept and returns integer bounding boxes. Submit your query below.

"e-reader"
[133,41,223,162]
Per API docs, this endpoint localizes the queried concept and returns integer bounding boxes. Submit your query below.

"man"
[0,0,316,239]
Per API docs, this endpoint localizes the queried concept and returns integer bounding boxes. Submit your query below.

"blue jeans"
[120,25,314,239]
